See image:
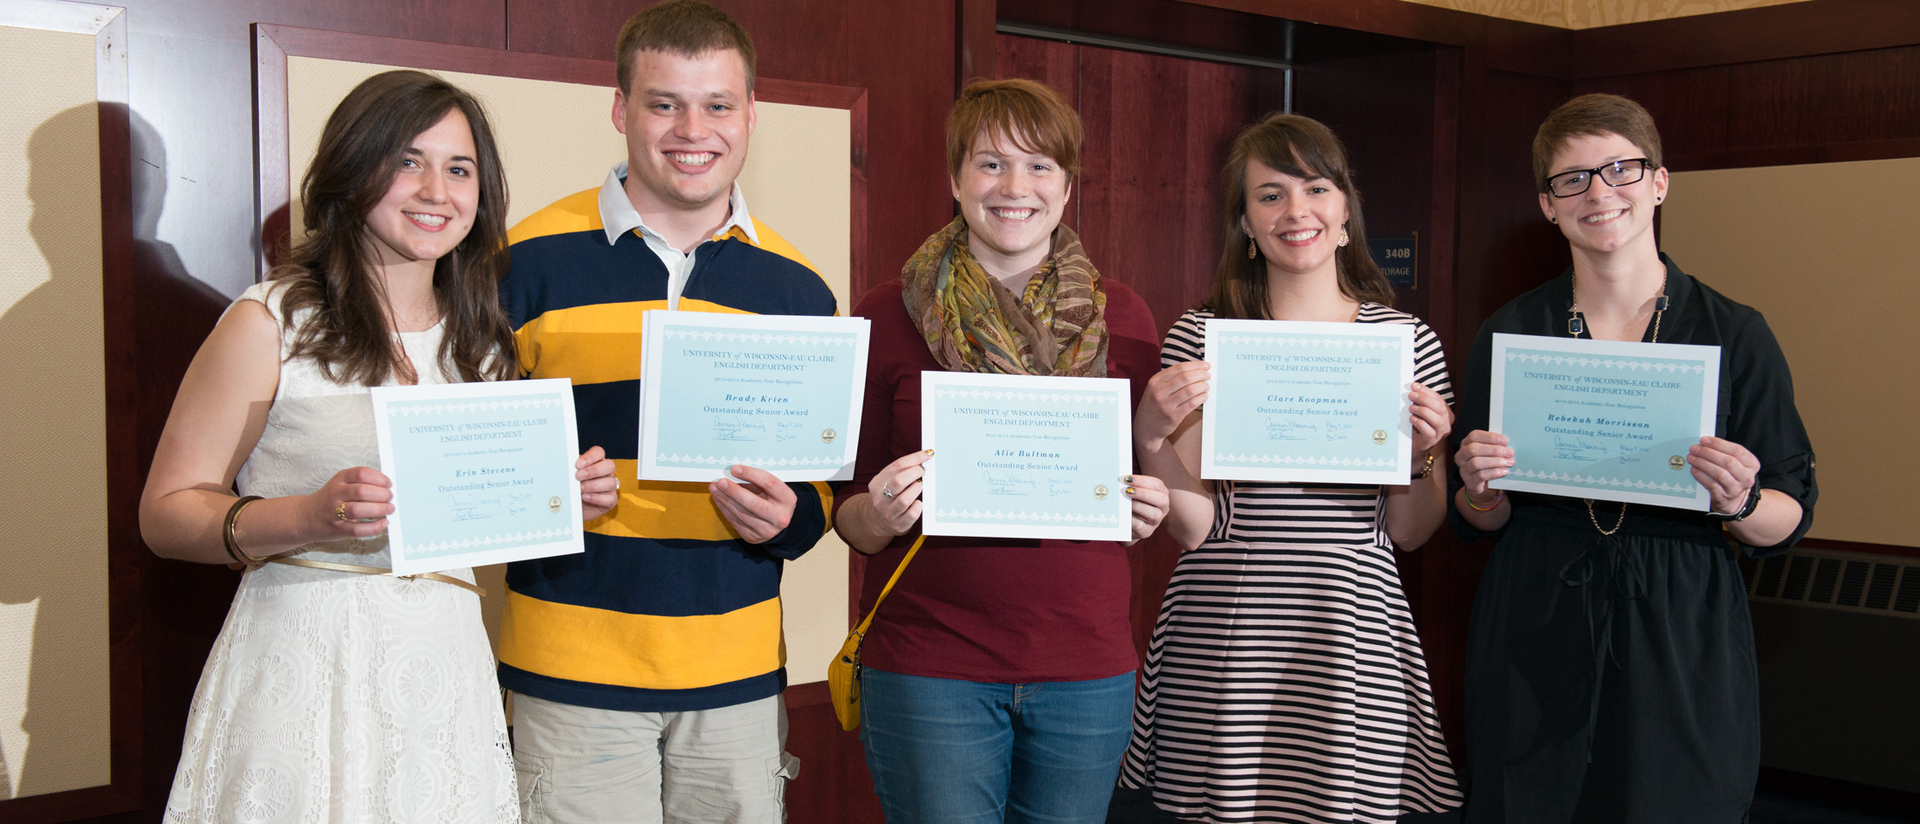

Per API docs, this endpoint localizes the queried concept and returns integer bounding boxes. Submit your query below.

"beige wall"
[285,57,854,685]
[1662,159,1919,548]
[0,23,110,801]
[1396,0,1811,28]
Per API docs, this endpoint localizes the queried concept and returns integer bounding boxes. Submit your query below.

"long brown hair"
[1208,113,1393,320]
[276,70,515,385]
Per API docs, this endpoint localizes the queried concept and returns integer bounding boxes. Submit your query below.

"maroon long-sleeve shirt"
[834,276,1163,682]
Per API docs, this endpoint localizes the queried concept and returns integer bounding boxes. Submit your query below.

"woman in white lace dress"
[140,70,617,823]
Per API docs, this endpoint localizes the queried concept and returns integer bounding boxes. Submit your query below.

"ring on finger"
[334,501,350,522]
[881,484,895,499]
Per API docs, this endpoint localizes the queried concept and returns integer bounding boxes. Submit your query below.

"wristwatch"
[1709,486,1762,522]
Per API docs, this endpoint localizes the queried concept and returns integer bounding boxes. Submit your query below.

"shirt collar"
[598,162,759,249]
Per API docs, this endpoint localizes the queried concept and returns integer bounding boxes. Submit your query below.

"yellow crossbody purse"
[827,535,925,732]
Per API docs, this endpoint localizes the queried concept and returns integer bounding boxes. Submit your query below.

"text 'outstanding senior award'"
[1489,333,1720,510]
[919,371,1134,542]
[371,379,586,576]
[638,310,871,483]
[1202,318,1417,485]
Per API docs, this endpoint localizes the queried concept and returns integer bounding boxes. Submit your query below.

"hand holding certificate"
[920,371,1133,542]
[371,379,587,575]
[1201,319,1416,484]
[1488,333,1720,510]
[639,310,871,483]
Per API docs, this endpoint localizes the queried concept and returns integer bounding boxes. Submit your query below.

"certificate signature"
[984,470,1037,497]
[1551,435,1652,463]
[448,489,533,522]
[713,416,806,443]
[1551,434,1609,462]
[714,415,769,442]
[1265,419,1317,442]
[1264,419,1360,443]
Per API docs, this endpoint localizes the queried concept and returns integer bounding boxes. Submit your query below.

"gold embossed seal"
[1668,455,1686,471]
[821,428,837,444]
[1371,429,1388,445]
[548,496,563,513]
[1093,484,1109,500]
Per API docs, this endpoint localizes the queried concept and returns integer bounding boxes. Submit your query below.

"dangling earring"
[1337,225,1350,248]
[1247,238,1259,259]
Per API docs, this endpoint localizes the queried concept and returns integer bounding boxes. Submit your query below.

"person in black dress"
[1449,93,1817,823]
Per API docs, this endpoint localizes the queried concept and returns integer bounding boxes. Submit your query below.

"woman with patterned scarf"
[831,78,1171,823]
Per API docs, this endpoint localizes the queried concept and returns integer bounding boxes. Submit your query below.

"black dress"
[1448,256,1817,824]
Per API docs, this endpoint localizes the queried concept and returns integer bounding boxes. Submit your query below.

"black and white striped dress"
[1119,305,1464,823]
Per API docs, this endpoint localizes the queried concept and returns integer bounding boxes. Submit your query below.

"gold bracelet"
[1412,452,1436,480]
[223,495,267,564]
[1465,489,1506,512]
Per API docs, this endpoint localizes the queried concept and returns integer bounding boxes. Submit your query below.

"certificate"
[920,371,1133,542]
[1201,318,1416,484]
[371,379,586,576]
[638,310,871,483]
[1488,333,1720,510]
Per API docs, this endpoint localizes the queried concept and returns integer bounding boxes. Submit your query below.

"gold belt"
[268,557,487,597]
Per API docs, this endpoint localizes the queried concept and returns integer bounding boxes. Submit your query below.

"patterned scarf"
[899,216,1109,377]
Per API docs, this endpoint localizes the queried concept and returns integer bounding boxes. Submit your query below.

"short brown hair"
[946,78,1083,182]
[1209,113,1393,319]
[1532,93,1663,192]
[615,0,757,95]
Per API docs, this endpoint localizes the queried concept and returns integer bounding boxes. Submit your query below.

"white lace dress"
[164,281,517,824]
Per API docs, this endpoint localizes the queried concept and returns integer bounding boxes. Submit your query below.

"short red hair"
[946,78,1083,181]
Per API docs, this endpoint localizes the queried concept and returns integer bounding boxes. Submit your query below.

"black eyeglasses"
[1545,158,1652,198]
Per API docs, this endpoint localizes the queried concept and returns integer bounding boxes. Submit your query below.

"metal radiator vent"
[1738,547,1920,619]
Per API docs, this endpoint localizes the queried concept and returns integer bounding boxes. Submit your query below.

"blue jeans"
[859,668,1136,824]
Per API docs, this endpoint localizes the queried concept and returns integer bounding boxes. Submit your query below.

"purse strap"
[849,534,926,638]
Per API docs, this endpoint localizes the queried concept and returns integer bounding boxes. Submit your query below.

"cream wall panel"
[1663,159,1919,547]
[1396,0,1810,28]
[0,23,110,801]
[1398,0,1571,27]
[287,58,852,686]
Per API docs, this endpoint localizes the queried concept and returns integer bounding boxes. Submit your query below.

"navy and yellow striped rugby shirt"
[497,185,837,712]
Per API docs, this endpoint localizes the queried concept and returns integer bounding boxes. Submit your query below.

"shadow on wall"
[0,102,110,801]
[0,102,232,802]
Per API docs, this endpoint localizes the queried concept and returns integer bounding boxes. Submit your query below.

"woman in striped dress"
[1117,114,1464,822]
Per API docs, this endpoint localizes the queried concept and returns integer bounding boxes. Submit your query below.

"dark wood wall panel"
[1453,69,1572,342]
[1073,44,1284,335]
[1576,44,1920,171]
[1296,49,1444,325]
[1564,0,1920,78]
[1441,66,1574,752]
[784,685,884,824]
[1004,0,1563,71]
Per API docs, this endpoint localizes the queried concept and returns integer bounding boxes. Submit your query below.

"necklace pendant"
[1654,295,1670,312]
[1567,315,1585,337]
